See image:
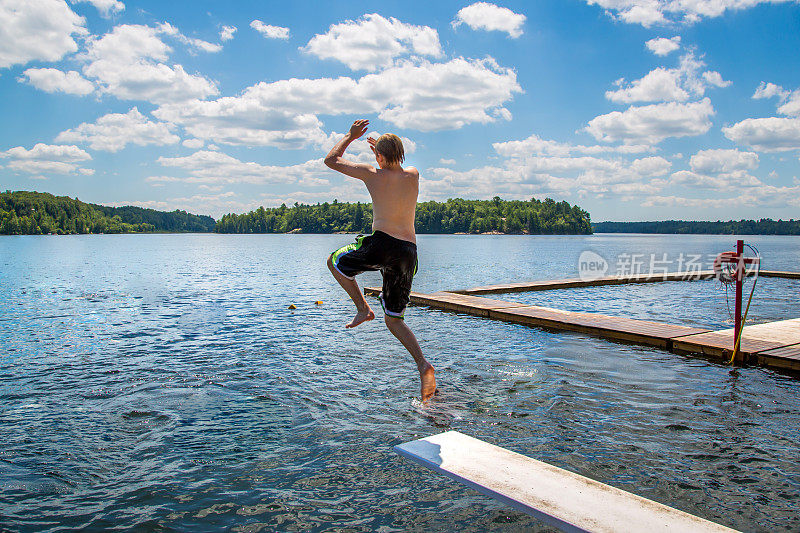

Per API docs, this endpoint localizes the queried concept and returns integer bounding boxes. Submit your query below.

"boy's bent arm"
[324,119,376,181]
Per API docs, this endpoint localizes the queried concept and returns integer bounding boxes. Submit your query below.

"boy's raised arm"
[324,119,376,181]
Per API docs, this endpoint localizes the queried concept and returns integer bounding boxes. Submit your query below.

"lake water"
[1,233,799,532]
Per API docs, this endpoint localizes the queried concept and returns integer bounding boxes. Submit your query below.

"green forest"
[593,219,800,235]
[0,191,215,234]
[215,197,593,235]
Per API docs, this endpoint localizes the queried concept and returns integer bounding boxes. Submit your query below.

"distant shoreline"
[593,220,800,236]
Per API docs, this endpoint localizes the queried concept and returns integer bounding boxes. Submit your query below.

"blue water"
[1,233,799,531]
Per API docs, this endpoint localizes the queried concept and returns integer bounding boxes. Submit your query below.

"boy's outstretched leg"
[384,315,436,402]
[327,255,374,328]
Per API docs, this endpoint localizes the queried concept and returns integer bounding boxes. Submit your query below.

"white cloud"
[219,25,236,41]
[585,98,715,144]
[156,102,328,149]
[660,149,763,196]
[250,20,290,40]
[258,180,373,207]
[779,94,800,117]
[689,148,758,173]
[723,117,800,152]
[606,53,729,104]
[725,82,800,151]
[645,36,681,56]
[72,0,124,17]
[606,67,689,103]
[753,82,800,117]
[452,2,526,38]
[604,1,668,26]
[585,0,797,27]
[670,169,762,189]
[182,138,204,149]
[753,81,789,101]
[0,0,87,69]
[630,156,671,176]
[3,143,90,161]
[158,22,222,53]
[154,57,521,147]
[641,195,727,208]
[493,133,654,157]
[56,107,180,152]
[368,58,520,130]
[644,183,800,209]
[514,155,622,173]
[155,150,326,184]
[19,68,94,96]
[420,131,676,202]
[302,13,442,71]
[1,143,92,176]
[439,158,457,165]
[80,24,219,104]
[422,165,575,201]
[702,70,731,88]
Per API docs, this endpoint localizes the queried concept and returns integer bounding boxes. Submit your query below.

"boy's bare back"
[324,119,418,243]
[366,166,418,243]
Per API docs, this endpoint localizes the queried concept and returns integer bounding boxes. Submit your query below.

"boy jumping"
[324,119,436,403]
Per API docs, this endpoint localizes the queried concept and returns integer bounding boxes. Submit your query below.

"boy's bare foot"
[346,308,375,328]
[420,364,436,403]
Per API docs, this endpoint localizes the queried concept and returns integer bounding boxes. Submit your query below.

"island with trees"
[214,197,593,235]
[0,191,215,234]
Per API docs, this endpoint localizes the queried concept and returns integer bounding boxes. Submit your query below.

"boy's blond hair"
[375,134,405,165]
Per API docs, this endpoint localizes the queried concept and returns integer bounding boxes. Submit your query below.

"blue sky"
[1,0,799,221]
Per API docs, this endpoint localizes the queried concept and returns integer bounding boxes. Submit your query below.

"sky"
[0,0,799,222]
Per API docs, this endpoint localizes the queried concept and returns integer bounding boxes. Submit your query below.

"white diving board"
[394,431,736,533]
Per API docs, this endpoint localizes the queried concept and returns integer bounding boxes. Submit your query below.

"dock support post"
[734,239,744,364]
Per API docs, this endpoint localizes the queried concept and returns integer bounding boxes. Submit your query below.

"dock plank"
[760,270,800,280]
[457,271,717,295]
[395,431,736,533]
[673,318,800,358]
[489,305,709,348]
[756,344,800,371]
[457,270,798,295]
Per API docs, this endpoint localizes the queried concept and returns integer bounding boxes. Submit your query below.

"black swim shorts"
[330,230,418,318]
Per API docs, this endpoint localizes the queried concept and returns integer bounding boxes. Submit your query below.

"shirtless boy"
[324,119,436,403]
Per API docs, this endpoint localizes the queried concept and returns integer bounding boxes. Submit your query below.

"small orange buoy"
[315,301,323,305]
[288,304,297,310]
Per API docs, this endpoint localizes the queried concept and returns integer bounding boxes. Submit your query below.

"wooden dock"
[456,270,716,295]
[364,271,800,372]
[455,270,795,295]
[395,431,736,532]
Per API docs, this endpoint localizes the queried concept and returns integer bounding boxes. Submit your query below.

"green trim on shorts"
[332,234,366,266]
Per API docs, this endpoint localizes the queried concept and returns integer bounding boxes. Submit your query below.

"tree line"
[593,219,800,235]
[0,191,215,235]
[215,197,593,235]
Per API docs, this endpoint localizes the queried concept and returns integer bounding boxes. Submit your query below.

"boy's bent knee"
[384,315,403,326]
